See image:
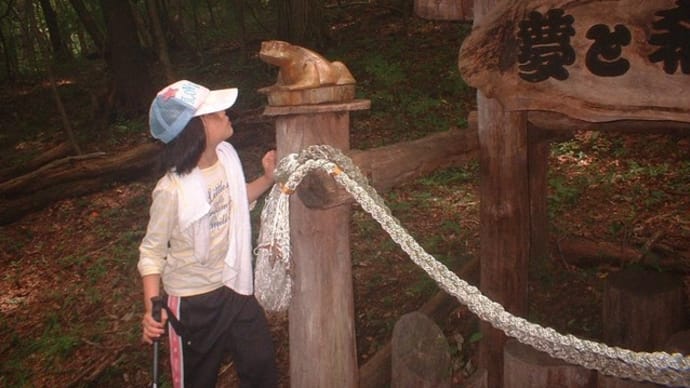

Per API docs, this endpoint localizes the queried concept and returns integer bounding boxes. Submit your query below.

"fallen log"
[1,124,475,224]
[556,236,690,273]
[0,123,274,225]
[0,142,72,182]
[0,143,160,225]
[0,151,108,195]
[298,127,479,209]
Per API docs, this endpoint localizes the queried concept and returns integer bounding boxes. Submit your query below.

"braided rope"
[255,144,690,386]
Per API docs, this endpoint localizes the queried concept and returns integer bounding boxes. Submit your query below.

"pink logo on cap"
[162,87,178,100]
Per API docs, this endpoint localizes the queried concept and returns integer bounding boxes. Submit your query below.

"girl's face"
[201,110,233,147]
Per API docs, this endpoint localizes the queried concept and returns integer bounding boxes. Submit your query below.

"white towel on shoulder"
[172,142,254,295]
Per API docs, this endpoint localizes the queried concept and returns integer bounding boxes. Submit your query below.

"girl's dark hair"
[158,117,206,175]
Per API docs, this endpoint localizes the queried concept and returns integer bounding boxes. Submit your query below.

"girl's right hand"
[141,308,168,344]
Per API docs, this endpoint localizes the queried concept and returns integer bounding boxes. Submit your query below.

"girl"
[138,80,278,387]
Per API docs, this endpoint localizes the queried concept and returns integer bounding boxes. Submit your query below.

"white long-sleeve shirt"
[138,142,254,297]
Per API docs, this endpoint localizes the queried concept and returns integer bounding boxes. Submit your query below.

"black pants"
[169,286,278,388]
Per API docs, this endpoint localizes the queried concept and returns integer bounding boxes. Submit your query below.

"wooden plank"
[459,0,690,122]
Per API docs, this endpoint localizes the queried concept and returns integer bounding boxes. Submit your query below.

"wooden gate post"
[472,1,531,386]
[264,99,370,388]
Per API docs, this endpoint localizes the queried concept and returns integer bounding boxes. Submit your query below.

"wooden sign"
[458,0,690,123]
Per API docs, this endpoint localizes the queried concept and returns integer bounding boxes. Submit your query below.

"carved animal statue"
[259,40,356,91]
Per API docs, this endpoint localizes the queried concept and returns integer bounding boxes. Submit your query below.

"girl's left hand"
[262,150,276,181]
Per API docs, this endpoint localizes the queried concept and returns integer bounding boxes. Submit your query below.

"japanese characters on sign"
[458,0,690,123]
[517,1,689,82]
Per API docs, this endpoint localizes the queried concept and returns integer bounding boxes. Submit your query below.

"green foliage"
[86,257,108,284]
[624,160,670,179]
[468,331,482,343]
[405,276,437,299]
[672,160,690,193]
[547,174,584,215]
[361,54,407,88]
[440,220,463,236]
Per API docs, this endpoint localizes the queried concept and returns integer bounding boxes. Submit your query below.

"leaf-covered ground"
[1,5,689,387]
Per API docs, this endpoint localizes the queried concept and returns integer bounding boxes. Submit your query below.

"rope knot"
[279,183,295,195]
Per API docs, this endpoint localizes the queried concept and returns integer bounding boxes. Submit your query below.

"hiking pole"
[151,296,163,388]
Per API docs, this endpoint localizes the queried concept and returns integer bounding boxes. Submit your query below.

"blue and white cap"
[148,80,238,143]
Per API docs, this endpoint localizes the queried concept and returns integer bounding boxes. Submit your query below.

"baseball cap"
[149,80,239,143]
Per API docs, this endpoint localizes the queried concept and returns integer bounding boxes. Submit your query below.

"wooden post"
[503,340,596,388]
[528,133,550,265]
[470,2,531,385]
[476,95,530,388]
[602,268,687,352]
[598,268,687,388]
[264,99,369,388]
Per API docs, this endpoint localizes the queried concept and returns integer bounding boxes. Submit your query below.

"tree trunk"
[0,3,19,80]
[162,0,193,53]
[145,0,175,81]
[276,0,326,47]
[28,2,82,155]
[21,0,40,73]
[67,0,105,53]
[100,0,153,117]
[37,0,71,60]
[231,0,248,60]
[47,70,83,155]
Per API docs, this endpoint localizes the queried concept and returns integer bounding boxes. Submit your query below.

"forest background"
[1,0,689,387]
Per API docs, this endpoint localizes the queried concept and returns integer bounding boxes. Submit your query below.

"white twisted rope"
[254,144,690,387]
